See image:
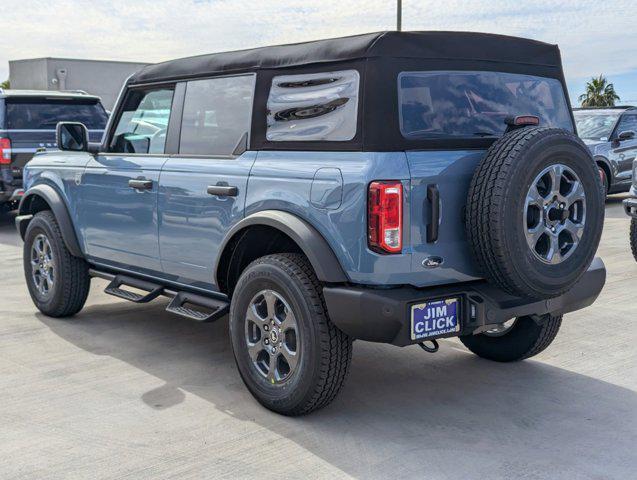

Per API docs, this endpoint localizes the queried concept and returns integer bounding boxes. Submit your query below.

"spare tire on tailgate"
[466,126,604,300]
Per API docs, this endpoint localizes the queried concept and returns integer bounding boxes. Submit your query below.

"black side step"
[104,275,164,303]
[165,292,229,322]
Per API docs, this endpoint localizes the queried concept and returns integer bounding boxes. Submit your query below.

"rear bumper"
[323,257,606,346]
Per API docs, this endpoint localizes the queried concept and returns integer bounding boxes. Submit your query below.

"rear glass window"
[267,70,359,141]
[5,99,108,130]
[398,71,572,139]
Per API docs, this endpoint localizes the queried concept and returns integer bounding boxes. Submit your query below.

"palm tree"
[0,79,9,89]
[579,75,620,107]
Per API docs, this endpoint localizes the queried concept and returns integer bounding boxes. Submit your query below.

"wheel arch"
[594,155,612,188]
[17,184,84,258]
[214,210,349,295]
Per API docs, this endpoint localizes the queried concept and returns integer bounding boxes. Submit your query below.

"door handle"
[128,179,153,190]
[426,184,440,243]
[207,185,238,197]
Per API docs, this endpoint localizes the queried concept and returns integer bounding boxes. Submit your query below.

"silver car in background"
[574,106,637,197]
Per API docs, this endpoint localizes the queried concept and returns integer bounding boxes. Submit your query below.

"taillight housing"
[368,181,403,254]
[0,137,11,165]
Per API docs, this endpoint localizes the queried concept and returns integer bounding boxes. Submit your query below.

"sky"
[1,0,636,105]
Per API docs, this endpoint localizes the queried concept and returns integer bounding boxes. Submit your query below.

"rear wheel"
[23,211,90,317]
[229,253,352,415]
[631,219,637,262]
[459,314,562,362]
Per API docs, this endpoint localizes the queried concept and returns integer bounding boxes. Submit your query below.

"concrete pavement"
[0,196,635,479]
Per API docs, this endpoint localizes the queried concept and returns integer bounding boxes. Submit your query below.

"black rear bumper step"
[166,292,228,322]
[323,257,606,347]
[104,275,164,303]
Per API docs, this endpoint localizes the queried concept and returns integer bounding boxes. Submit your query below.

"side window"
[179,75,255,156]
[266,70,359,141]
[617,114,637,135]
[110,88,174,154]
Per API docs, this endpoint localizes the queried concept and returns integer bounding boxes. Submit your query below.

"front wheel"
[459,314,562,362]
[23,210,90,317]
[229,253,352,416]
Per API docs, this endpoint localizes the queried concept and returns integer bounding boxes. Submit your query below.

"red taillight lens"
[0,137,11,165]
[368,181,403,254]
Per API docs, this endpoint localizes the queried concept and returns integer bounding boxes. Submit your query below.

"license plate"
[411,298,460,341]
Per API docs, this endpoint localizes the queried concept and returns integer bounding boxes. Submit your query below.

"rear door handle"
[207,185,238,197]
[426,184,440,243]
[128,179,153,190]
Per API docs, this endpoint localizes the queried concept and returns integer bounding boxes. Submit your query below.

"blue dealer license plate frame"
[410,297,461,341]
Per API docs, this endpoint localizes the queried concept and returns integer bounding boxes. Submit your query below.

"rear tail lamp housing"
[0,137,11,165]
[368,181,403,254]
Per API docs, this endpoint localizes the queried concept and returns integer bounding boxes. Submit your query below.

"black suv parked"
[0,89,108,209]
[574,106,637,197]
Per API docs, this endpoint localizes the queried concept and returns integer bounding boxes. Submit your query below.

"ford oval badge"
[422,256,443,268]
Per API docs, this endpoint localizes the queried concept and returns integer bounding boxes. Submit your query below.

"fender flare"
[215,210,349,284]
[17,184,84,258]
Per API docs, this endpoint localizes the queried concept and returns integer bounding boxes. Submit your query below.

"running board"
[165,292,229,322]
[104,275,164,303]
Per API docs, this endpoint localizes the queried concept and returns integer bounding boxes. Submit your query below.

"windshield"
[573,110,622,141]
[398,71,573,139]
[5,99,108,130]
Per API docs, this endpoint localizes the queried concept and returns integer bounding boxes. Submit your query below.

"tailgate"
[407,150,485,284]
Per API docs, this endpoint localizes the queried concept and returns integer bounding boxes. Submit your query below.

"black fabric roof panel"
[129,31,562,84]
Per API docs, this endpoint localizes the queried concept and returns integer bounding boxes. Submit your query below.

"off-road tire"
[23,210,90,317]
[466,127,604,299]
[229,253,353,416]
[459,314,562,362]
[631,219,637,262]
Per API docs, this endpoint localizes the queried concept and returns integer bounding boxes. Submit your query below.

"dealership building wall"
[9,58,149,110]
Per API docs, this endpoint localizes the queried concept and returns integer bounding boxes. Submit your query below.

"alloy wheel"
[244,289,300,384]
[524,164,586,264]
[31,233,55,296]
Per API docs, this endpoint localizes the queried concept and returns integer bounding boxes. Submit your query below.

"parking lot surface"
[1,197,636,480]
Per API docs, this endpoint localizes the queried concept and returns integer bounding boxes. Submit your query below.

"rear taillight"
[0,137,11,165]
[368,181,403,254]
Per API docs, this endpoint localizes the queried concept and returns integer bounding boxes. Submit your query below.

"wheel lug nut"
[271,347,277,354]
[264,325,269,331]
[264,338,269,345]
[270,320,275,326]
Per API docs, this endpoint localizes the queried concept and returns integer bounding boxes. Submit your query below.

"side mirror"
[56,122,89,152]
[618,130,636,142]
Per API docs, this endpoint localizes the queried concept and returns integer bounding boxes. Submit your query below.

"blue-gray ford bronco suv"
[16,32,606,415]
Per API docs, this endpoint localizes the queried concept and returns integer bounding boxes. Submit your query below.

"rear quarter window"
[266,70,359,141]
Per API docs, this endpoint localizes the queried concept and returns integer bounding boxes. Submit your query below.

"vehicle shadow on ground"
[38,292,637,479]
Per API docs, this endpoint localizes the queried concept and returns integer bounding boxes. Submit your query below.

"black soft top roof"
[129,31,563,84]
